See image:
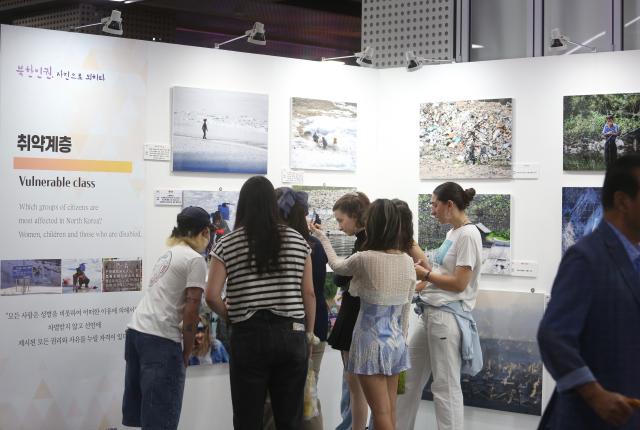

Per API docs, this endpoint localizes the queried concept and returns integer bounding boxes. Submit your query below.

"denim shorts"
[122,329,186,430]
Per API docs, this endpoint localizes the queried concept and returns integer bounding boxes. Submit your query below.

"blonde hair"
[192,316,212,357]
[166,235,203,250]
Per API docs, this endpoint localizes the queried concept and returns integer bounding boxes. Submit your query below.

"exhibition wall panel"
[0,25,148,430]
[142,41,379,287]
[377,49,640,429]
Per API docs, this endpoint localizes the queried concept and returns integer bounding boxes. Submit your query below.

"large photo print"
[419,98,513,179]
[421,290,545,415]
[290,97,357,171]
[172,87,268,174]
[563,93,640,170]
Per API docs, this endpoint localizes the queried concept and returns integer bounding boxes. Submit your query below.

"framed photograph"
[563,93,640,171]
[171,86,268,174]
[419,98,513,179]
[290,97,357,171]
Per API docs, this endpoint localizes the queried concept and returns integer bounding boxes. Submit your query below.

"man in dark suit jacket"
[538,154,640,430]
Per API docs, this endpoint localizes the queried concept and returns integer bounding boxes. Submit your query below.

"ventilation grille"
[362,0,454,68]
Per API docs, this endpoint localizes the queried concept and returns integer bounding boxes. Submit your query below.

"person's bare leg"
[358,374,393,430]
[387,374,400,429]
[343,351,369,430]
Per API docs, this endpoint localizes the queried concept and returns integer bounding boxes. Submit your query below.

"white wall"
[142,42,378,429]
[138,40,640,429]
[376,50,640,429]
[142,43,379,282]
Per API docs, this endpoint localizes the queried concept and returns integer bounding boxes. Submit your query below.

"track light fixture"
[549,28,597,54]
[404,51,452,72]
[321,47,375,68]
[73,10,123,36]
[214,22,266,49]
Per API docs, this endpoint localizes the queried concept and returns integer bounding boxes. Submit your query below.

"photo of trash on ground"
[419,98,513,179]
[290,97,357,171]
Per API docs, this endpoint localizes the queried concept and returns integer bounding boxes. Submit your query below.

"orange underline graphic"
[13,157,132,173]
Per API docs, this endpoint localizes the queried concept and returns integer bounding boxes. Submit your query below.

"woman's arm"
[415,264,472,293]
[182,287,203,366]
[408,241,432,271]
[309,225,361,276]
[301,255,316,336]
[205,258,229,320]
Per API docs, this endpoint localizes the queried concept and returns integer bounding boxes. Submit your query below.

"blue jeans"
[122,329,185,430]
[230,310,309,430]
[336,373,352,430]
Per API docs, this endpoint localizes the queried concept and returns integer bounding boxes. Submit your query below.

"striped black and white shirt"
[211,225,311,323]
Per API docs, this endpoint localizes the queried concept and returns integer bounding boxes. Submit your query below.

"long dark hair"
[392,199,413,253]
[433,182,476,210]
[362,199,401,251]
[234,176,282,273]
[275,188,311,243]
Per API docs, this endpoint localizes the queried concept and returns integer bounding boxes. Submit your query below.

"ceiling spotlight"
[405,51,452,72]
[322,47,375,68]
[247,22,266,45]
[102,10,123,35]
[72,9,123,36]
[215,22,266,49]
[355,47,374,67]
[549,28,596,54]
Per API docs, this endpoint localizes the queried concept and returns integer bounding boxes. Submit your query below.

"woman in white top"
[311,199,416,430]
[122,206,211,430]
[396,182,483,430]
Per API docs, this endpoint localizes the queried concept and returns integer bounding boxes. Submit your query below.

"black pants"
[229,310,308,430]
[605,136,618,167]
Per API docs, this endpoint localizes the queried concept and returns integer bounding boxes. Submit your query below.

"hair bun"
[464,188,476,202]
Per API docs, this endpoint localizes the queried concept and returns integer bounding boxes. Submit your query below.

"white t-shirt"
[128,244,207,342]
[419,224,483,311]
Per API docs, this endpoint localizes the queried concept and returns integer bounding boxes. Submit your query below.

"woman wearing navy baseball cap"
[122,206,212,430]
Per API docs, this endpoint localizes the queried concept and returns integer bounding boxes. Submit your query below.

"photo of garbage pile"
[419,98,513,179]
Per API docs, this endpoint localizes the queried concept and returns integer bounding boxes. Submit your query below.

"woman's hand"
[308,221,325,237]
[414,261,429,280]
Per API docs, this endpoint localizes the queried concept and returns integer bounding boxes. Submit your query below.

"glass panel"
[624,0,640,50]
[470,0,528,61]
[544,0,611,55]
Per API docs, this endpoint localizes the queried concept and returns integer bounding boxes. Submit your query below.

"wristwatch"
[422,271,431,282]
